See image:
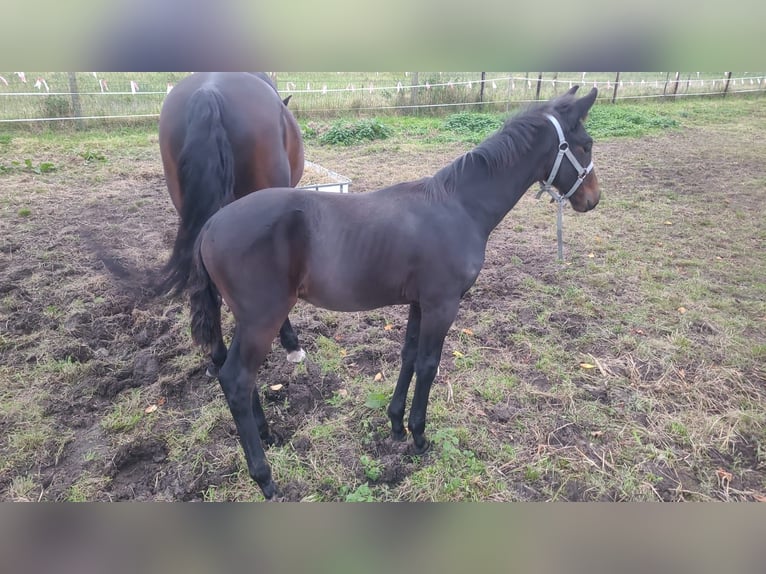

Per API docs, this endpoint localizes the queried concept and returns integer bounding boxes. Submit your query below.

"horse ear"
[575,87,598,119]
[282,95,292,107]
[566,84,579,96]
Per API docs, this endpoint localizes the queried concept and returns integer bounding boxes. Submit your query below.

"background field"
[0,92,764,501]
[1,72,765,122]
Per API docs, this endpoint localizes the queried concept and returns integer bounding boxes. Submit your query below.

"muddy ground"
[1,110,764,501]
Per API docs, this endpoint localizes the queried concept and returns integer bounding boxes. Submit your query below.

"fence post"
[410,72,419,113]
[479,72,486,106]
[535,72,543,100]
[612,72,620,103]
[67,72,83,129]
[723,72,732,97]
[671,72,681,98]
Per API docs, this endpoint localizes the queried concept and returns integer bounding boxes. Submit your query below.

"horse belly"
[299,269,408,312]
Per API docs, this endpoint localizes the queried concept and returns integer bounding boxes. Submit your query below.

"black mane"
[427,94,579,198]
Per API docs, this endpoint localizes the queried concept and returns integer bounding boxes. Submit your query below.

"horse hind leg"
[280,318,306,363]
[205,323,228,378]
[217,324,281,500]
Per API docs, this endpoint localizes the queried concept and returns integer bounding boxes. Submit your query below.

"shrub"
[40,96,71,119]
[443,112,503,136]
[319,119,393,146]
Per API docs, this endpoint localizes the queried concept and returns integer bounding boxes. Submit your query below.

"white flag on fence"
[130,81,139,94]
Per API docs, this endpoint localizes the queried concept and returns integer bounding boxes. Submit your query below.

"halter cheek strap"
[536,113,594,202]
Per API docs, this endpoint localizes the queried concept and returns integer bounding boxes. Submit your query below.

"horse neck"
[449,137,550,238]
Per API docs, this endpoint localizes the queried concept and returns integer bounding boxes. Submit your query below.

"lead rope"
[533,188,567,261]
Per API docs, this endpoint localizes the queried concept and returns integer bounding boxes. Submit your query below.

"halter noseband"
[536,113,594,203]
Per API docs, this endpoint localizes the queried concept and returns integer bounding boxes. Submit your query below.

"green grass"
[319,118,393,145]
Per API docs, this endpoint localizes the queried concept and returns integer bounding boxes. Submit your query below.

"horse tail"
[159,86,235,296]
[188,227,222,355]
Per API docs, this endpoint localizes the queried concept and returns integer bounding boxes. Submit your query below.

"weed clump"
[319,119,392,145]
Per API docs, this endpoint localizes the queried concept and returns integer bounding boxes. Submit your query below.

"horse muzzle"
[570,170,600,213]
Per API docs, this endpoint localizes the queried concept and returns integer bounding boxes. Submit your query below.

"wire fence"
[1,72,764,125]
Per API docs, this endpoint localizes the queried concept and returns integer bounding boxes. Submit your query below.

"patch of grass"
[403,427,493,501]
[23,158,57,174]
[442,112,503,143]
[359,454,383,481]
[320,119,393,146]
[101,389,145,434]
[342,482,376,502]
[80,150,107,162]
[586,104,679,138]
[7,475,39,501]
[65,475,111,502]
[313,335,347,374]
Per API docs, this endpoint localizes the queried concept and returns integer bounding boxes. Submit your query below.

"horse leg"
[217,326,278,500]
[203,297,229,378]
[205,322,228,378]
[280,318,306,363]
[407,300,460,454]
[388,303,421,441]
[252,381,274,447]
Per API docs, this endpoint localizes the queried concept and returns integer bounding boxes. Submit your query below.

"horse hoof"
[411,438,431,456]
[391,429,407,442]
[286,348,306,363]
[205,364,219,378]
[261,434,276,448]
[260,480,278,501]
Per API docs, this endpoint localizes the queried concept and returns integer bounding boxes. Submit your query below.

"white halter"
[535,113,594,260]
[536,113,594,202]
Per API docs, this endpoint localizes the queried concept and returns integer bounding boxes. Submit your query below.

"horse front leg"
[407,300,459,454]
[388,303,421,441]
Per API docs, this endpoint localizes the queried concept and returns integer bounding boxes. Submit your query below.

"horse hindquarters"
[160,86,236,296]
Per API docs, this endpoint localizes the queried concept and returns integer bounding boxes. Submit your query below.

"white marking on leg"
[286,348,306,363]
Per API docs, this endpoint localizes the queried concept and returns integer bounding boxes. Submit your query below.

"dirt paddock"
[1,111,764,501]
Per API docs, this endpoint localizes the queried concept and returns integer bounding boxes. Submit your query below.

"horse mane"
[426,94,579,199]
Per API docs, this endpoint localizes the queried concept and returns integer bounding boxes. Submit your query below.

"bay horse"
[189,86,601,499]
[157,72,307,367]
